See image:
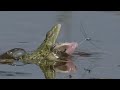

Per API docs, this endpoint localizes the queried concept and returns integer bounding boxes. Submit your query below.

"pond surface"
[0,11,120,79]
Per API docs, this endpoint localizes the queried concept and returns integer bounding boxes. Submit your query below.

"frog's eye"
[63,49,67,52]
[50,44,56,51]
[52,44,56,48]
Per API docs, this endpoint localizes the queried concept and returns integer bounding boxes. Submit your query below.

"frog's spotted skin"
[19,24,61,64]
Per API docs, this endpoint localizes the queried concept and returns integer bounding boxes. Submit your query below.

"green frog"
[0,24,61,79]
[0,24,77,79]
[19,24,61,79]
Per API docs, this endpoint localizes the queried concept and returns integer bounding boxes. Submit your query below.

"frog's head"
[45,24,61,46]
[54,42,78,55]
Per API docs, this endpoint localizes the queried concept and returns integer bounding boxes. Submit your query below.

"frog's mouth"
[55,42,78,55]
[53,42,78,73]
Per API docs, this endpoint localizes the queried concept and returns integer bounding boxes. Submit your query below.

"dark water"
[0,11,120,79]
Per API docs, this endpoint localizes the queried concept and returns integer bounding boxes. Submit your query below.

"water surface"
[0,11,120,79]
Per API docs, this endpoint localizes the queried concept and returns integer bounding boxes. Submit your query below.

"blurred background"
[0,11,120,79]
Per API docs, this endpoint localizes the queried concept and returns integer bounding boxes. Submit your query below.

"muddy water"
[0,11,120,79]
